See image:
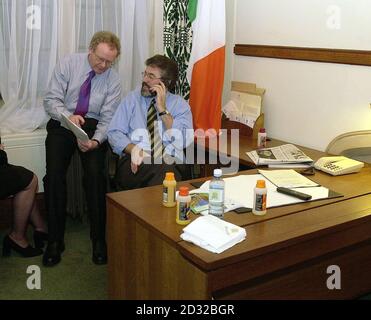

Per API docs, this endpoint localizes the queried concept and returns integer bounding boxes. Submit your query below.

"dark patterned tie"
[74,70,96,116]
[147,98,163,159]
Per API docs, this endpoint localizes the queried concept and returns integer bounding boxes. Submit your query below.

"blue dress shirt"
[107,87,194,161]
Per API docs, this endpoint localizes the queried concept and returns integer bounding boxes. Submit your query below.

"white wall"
[230,0,371,151]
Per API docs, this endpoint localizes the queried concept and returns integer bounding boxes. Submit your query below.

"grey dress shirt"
[44,53,122,143]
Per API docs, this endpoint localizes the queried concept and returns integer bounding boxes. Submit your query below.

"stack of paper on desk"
[268,163,312,169]
[180,215,246,254]
[258,169,319,188]
[246,144,313,165]
[197,174,330,209]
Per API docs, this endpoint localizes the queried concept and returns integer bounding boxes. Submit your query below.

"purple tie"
[74,70,96,117]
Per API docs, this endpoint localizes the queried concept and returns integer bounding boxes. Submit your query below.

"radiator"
[1,129,86,219]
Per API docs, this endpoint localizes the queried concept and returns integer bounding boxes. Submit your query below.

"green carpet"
[0,217,107,300]
[2,218,371,300]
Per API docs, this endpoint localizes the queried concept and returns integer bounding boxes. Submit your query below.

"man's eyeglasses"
[93,52,115,67]
[141,71,162,81]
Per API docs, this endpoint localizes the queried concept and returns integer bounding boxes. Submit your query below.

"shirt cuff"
[92,139,100,146]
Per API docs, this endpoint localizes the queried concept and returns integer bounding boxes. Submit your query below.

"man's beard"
[141,82,156,97]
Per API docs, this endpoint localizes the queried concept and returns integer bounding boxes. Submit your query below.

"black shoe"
[33,231,48,249]
[92,240,107,265]
[42,241,65,267]
[2,235,43,258]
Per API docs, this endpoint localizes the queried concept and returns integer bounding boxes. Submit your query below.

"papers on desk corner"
[258,169,319,188]
[180,215,246,254]
[191,174,337,215]
[60,113,89,142]
[246,144,313,166]
[268,163,312,169]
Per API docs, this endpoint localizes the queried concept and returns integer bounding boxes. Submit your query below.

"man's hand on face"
[150,81,167,113]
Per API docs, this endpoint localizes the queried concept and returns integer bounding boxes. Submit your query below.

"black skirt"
[0,164,34,199]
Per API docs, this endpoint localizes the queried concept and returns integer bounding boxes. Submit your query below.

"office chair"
[326,130,371,164]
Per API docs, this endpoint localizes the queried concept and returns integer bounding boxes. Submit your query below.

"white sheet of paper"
[231,91,261,118]
[268,163,312,169]
[258,169,319,188]
[199,174,330,209]
[61,113,89,142]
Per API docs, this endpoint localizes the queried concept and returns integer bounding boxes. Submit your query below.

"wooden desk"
[107,162,371,299]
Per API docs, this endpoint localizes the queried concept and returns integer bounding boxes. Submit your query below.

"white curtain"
[0,0,163,133]
[0,0,58,133]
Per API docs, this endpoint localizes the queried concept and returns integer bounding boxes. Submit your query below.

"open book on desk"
[246,144,313,166]
[60,113,89,142]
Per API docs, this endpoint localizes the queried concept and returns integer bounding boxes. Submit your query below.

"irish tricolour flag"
[187,0,226,135]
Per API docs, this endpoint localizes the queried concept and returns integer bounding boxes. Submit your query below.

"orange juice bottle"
[176,187,191,225]
[252,180,267,215]
[163,172,176,207]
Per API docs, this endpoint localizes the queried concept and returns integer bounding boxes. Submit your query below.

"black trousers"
[43,119,107,243]
[114,155,183,191]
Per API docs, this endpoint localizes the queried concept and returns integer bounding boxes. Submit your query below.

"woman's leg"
[29,178,47,233]
[30,203,47,233]
[9,174,38,247]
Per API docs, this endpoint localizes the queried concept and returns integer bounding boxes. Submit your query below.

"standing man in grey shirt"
[43,31,121,266]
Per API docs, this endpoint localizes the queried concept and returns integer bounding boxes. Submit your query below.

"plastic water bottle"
[209,169,225,218]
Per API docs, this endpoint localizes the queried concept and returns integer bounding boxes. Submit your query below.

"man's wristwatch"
[158,109,170,117]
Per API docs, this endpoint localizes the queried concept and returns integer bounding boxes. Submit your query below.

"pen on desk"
[276,187,312,201]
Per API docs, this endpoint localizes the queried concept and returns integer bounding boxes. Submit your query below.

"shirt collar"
[84,54,94,76]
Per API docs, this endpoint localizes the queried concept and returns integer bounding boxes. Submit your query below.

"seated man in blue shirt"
[43,31,122,267]
[107,55,193,190]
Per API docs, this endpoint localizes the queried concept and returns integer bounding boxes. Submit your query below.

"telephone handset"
[314,156,364,176]
[149,79,172,97]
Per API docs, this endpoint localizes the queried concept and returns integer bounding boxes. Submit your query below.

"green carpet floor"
[0,217,107,300]
[2,217,371,300]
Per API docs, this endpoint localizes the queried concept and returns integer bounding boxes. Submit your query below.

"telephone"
[314,156,364,176]
[149,79,172,97]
